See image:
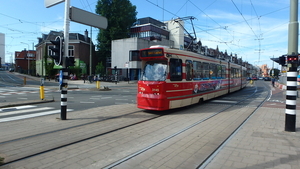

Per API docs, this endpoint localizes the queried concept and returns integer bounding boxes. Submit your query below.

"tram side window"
[231,67,235,78]
[186,60,193,81]
[210,64,217,79]
[231,68,239,78]
[243,70,247,78]
[221,65,226,79]
[193,61,202,80]
[170,58,182,81]
[237,69,241,78]
[216,65,222,79]
[202,62,210,80]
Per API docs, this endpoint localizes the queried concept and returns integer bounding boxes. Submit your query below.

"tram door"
[130,69,140,80]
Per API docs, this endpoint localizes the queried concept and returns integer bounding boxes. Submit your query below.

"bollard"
[40,85,45,100]
[96,81,100,89]
[250,80,253,85]
[24,77,26,85]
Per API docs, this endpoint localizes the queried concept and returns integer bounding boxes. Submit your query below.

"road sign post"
[285,0,298,132]
[45,0,107,120]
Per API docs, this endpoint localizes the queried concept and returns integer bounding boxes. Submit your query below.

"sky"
[0,0,294,68]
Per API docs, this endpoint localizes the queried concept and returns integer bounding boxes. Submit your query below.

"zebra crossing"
[0,87,87,96]
[0,105,73,123]
[0,87,55,96]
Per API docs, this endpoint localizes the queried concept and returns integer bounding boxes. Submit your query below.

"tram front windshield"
[141,61,167,81]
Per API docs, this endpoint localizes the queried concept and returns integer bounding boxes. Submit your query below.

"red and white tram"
[137,45,247,111]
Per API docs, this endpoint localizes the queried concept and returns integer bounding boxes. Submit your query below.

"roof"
[36,30,91,46]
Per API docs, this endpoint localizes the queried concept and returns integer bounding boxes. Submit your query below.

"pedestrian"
[272,77,275,87]
[81,74,86,83]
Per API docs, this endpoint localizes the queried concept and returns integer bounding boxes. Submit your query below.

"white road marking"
[210,100,238,104]
[0,107,54,117]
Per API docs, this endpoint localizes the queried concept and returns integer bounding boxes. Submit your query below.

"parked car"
[264,77,271,81]
[252,77,258,80]
[8,68,14,72]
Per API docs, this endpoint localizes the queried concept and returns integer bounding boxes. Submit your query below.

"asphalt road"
[0,71,137,112]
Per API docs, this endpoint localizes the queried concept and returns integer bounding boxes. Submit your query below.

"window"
[193,61,202,80]
[68,45,74,57]
[221,65,226,79]
[170,58,182,81]
[202,62,210,80]
[48,46,55,56]
[210,63,217,79]
[129,50,141,61]
[141,61,167,81]
[186,60,193,81]
[231,67,235,78]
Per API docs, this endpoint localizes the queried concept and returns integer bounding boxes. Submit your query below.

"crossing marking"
[0,105,74,123]
[0,107,54,117]
[0,105,36,111]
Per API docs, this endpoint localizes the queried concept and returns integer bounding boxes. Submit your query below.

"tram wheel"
[198,98,204,104]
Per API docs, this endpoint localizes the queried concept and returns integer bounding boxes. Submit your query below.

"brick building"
[35,30,95,77]
[15,49,36,75]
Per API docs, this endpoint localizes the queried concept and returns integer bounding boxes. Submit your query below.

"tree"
[96,0,137,69]
[95,62,105,75]
[269,68,280,77]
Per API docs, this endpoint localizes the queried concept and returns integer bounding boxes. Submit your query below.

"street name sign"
[45,0,64,8]
[69,6,108,29]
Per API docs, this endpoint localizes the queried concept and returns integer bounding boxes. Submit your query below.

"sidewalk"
[204,85,300,169]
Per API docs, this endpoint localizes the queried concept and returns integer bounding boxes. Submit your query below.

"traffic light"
[66,56,75,68]
[287,55,299,65]
[49,36,63,65]
[114,66,117,74]
[278,55,286,66]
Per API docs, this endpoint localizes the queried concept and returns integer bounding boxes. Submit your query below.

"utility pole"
[45,0,107,120]
[90,26,92,76]
[60,0,70,120]
[285,0,298,132]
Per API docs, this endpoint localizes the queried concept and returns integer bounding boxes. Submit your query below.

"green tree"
[270,68,280,77]
[95,61,105,75]
[96,0,137,68]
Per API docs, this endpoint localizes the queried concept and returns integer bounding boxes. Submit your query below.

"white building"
[111,17,186,80]
[0,33,5,65]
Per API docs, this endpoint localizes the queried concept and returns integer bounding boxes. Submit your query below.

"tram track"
[0,110,163,166]
[103,82,271,168]
[1,82,271,168]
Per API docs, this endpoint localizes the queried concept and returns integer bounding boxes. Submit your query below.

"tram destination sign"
[141,49,164,57]
[69,6,108,29]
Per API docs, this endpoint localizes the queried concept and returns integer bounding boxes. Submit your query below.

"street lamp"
[21,42,30,75]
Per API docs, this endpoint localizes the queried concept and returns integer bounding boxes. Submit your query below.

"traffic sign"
[59,70,63,85]
[45,0,64,8]
[69,6,108,29]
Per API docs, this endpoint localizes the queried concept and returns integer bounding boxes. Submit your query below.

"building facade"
[35,30,95,77]
[260,64,270,77]
[111,17,189,80]
[15,49,36,75]
[111,17,255,81]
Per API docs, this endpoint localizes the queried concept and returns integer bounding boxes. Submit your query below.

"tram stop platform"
[205,84,300,169]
